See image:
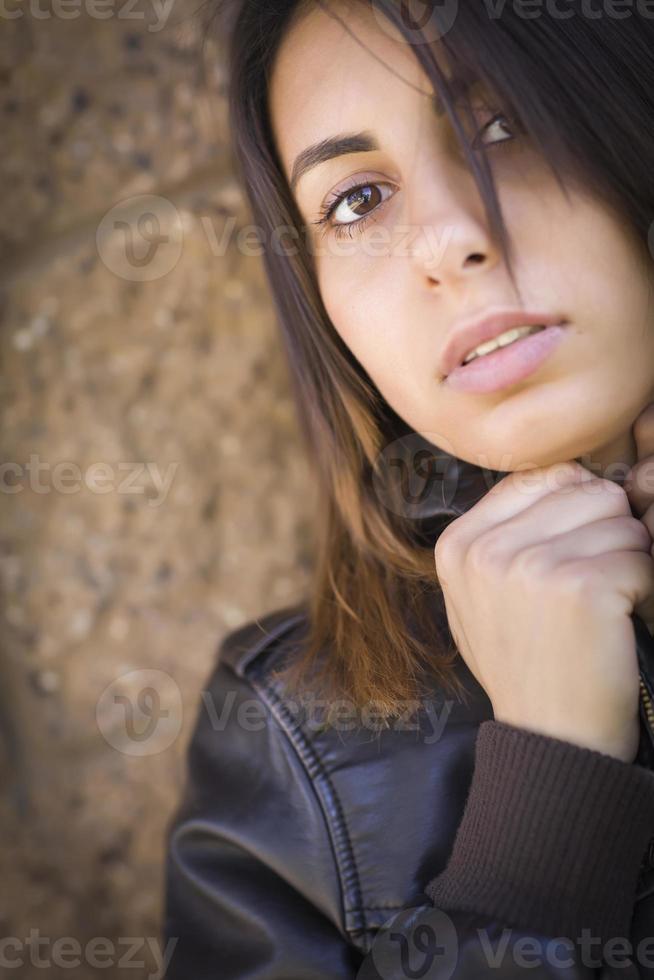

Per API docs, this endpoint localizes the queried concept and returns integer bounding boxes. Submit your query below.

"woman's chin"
[451,444,581,474]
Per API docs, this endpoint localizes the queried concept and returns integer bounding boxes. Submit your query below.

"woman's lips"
[444,323,568,394]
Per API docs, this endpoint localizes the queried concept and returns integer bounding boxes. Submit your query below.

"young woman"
[163,2,654,977]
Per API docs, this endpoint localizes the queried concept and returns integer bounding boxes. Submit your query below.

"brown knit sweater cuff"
[425,719,654,945]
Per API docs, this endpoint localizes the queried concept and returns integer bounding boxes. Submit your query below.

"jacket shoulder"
[216,600,310,678]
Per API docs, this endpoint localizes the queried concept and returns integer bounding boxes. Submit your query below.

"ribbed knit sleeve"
[425,719,654,946]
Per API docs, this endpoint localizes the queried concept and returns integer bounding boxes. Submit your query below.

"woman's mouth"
[444,322,568,394]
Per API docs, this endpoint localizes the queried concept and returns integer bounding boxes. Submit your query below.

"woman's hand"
[434,460,654,763]
[625,401,654,634]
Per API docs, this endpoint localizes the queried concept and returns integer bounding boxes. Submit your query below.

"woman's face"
[269,2,654,476]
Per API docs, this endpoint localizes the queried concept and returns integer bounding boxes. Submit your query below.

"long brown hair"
[201,0,654,725]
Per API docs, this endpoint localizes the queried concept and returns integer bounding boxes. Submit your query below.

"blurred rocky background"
[0,4,314,977]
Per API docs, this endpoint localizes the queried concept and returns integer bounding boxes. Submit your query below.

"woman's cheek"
[318,248,385,340]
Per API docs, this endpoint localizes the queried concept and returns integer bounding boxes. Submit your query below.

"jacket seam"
[246,662,370,938]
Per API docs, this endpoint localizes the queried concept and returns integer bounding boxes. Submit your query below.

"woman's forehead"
[270,2,439,102]
[269,3,439,177]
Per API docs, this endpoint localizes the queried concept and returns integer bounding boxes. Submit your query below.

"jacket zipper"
[634,615,654,890]
[635,677,654,893]
[640,676,654,736]
[635,613,654,748]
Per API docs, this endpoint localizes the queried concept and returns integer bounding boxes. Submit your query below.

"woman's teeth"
[462,325,546,364]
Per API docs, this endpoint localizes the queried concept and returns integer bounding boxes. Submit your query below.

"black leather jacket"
[162,457,654,979]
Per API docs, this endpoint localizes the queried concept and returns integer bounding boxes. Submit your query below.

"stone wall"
[0,5,314,977]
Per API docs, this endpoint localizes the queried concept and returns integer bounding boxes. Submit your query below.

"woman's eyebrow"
[288,78,475,193]
[290,132,378,192]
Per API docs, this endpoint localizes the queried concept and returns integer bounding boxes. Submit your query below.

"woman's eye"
[312,111,518,241]
[471,111,518,151]
[313,182,395,239]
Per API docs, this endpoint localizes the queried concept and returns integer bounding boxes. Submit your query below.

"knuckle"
[541,461,593,498]
[516,461,579,494]
[630,516,653,549]
[633,406,654,445]
[559,459,587,479]
[550,460,588,485]
[509,542,553,584]
[602,480,631,514]
[467,528,511,575]
[552,560,599,601]
[576,475,630,512]
[434,524,458,568]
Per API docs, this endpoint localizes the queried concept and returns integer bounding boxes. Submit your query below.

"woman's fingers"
[507,514,652,582]
[438,461,630,573]
[625,402,654,517]
[643,505,654,539]
[438,460,592,556]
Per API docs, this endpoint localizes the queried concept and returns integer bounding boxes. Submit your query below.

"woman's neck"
[575,428,638,486]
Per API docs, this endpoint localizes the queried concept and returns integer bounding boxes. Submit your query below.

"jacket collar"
[378,407,509,533]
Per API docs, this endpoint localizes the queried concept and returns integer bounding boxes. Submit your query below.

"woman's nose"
[409,220,499,289]
[406,160,502,289]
